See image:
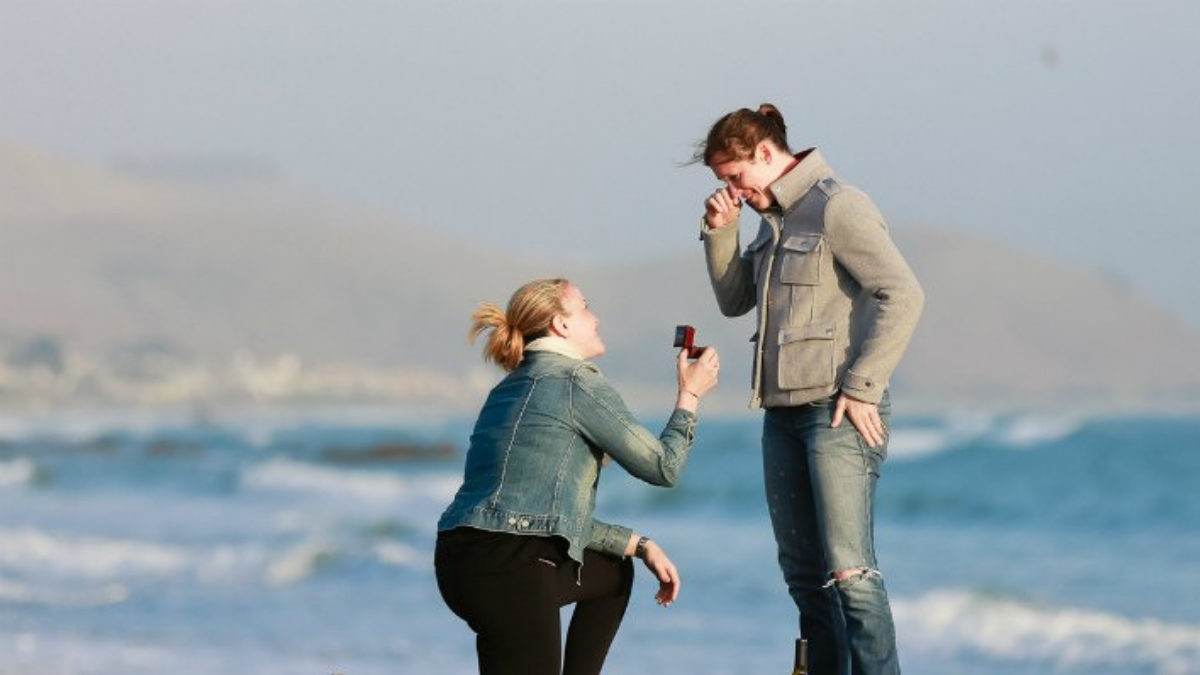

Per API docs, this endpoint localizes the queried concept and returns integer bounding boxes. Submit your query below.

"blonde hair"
[469,278,569,372]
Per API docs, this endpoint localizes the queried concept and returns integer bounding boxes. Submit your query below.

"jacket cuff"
[590,522,634,558]
[669,407,697,425]
[841,369,885,404]
[668,407,697,445]
[699,215,733,241]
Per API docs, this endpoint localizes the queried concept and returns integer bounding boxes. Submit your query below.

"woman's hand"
[831,393,886,448]
[676,346,720,412]
[704,185,742,230]
[628,535,681,606]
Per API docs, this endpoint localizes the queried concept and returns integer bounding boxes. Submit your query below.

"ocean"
[1,406,1198,675]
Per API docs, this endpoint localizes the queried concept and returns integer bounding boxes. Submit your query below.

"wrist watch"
[635,536,650,559]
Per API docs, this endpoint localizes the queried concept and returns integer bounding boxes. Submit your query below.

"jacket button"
[519,519,530,528]
[507,517,517,525]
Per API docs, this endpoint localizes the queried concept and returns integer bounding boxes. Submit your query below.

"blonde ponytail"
[468,278,569,372]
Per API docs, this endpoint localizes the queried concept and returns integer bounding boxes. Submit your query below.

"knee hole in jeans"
[822,567,881,589]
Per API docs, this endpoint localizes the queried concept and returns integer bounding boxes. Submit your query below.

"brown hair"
[691,103,791,166]
[468,278,570,372]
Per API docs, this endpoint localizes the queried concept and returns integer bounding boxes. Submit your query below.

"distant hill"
[3,139,1199,412]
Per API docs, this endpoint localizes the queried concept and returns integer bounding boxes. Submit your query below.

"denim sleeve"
[587,517,633,557]
[570,364,697,487]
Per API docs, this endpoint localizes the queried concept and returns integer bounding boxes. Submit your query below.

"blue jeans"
[762,393,899,675]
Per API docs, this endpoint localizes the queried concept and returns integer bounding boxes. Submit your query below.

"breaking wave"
[0,458,35,487]
[895,589,1200,674]
[241,458,459,503]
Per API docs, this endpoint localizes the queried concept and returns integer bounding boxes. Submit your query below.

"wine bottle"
[791,638,808,675]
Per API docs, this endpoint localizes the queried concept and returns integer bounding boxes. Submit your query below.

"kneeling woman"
[436,278,720,675]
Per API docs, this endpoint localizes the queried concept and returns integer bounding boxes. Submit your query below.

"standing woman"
[436,278,720,675]
[693,103,923,675]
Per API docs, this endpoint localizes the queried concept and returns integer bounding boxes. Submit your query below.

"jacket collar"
[767,148,833,214]
[525,336,585,361]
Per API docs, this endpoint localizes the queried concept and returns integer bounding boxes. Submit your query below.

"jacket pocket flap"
[780,233,821,253]
[778,324,835,345]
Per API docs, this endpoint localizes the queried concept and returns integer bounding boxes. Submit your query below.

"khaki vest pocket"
[777,324,835,390]
[778,234,822,285]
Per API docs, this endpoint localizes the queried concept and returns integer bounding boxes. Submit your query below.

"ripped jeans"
[762,392,899,675]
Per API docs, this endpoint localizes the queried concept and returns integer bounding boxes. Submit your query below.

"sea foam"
[0,527,267,585]
[894,589,1200,674]
[886,413,996,460]
[997,414,1083,448]
[0,576,128,607]
[0,458,35,486]
[0,527,189,579]
[241,458,459,503]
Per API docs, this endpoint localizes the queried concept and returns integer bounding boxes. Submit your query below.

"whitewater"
[1,408,1197,674]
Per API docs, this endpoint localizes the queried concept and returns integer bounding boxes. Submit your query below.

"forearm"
[675,389,700,414]
[842,280,924,401]
[702,221,756,317]
[620,531,664,560]
[574,370,697,487]
[622,532,641,557]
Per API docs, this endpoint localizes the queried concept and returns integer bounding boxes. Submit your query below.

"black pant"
[435,528,634,675]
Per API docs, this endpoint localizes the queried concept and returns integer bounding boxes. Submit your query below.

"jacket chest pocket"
[778,234,823,285]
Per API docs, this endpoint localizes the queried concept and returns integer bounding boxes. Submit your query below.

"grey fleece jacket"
[701,149,924,408]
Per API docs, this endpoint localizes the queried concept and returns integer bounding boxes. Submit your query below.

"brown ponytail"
[468,278,569,372]
[691,102,791,166]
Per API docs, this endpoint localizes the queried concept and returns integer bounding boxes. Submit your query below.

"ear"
[759,142,773,164]
[550,315,568,337]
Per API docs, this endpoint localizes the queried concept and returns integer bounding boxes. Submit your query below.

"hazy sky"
[3,1,1199,327]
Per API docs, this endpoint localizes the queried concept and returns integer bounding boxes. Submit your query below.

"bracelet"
[635,536,650,559]
[681,389,701,400]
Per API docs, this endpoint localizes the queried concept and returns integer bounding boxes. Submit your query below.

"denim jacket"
[437,350,697,567]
